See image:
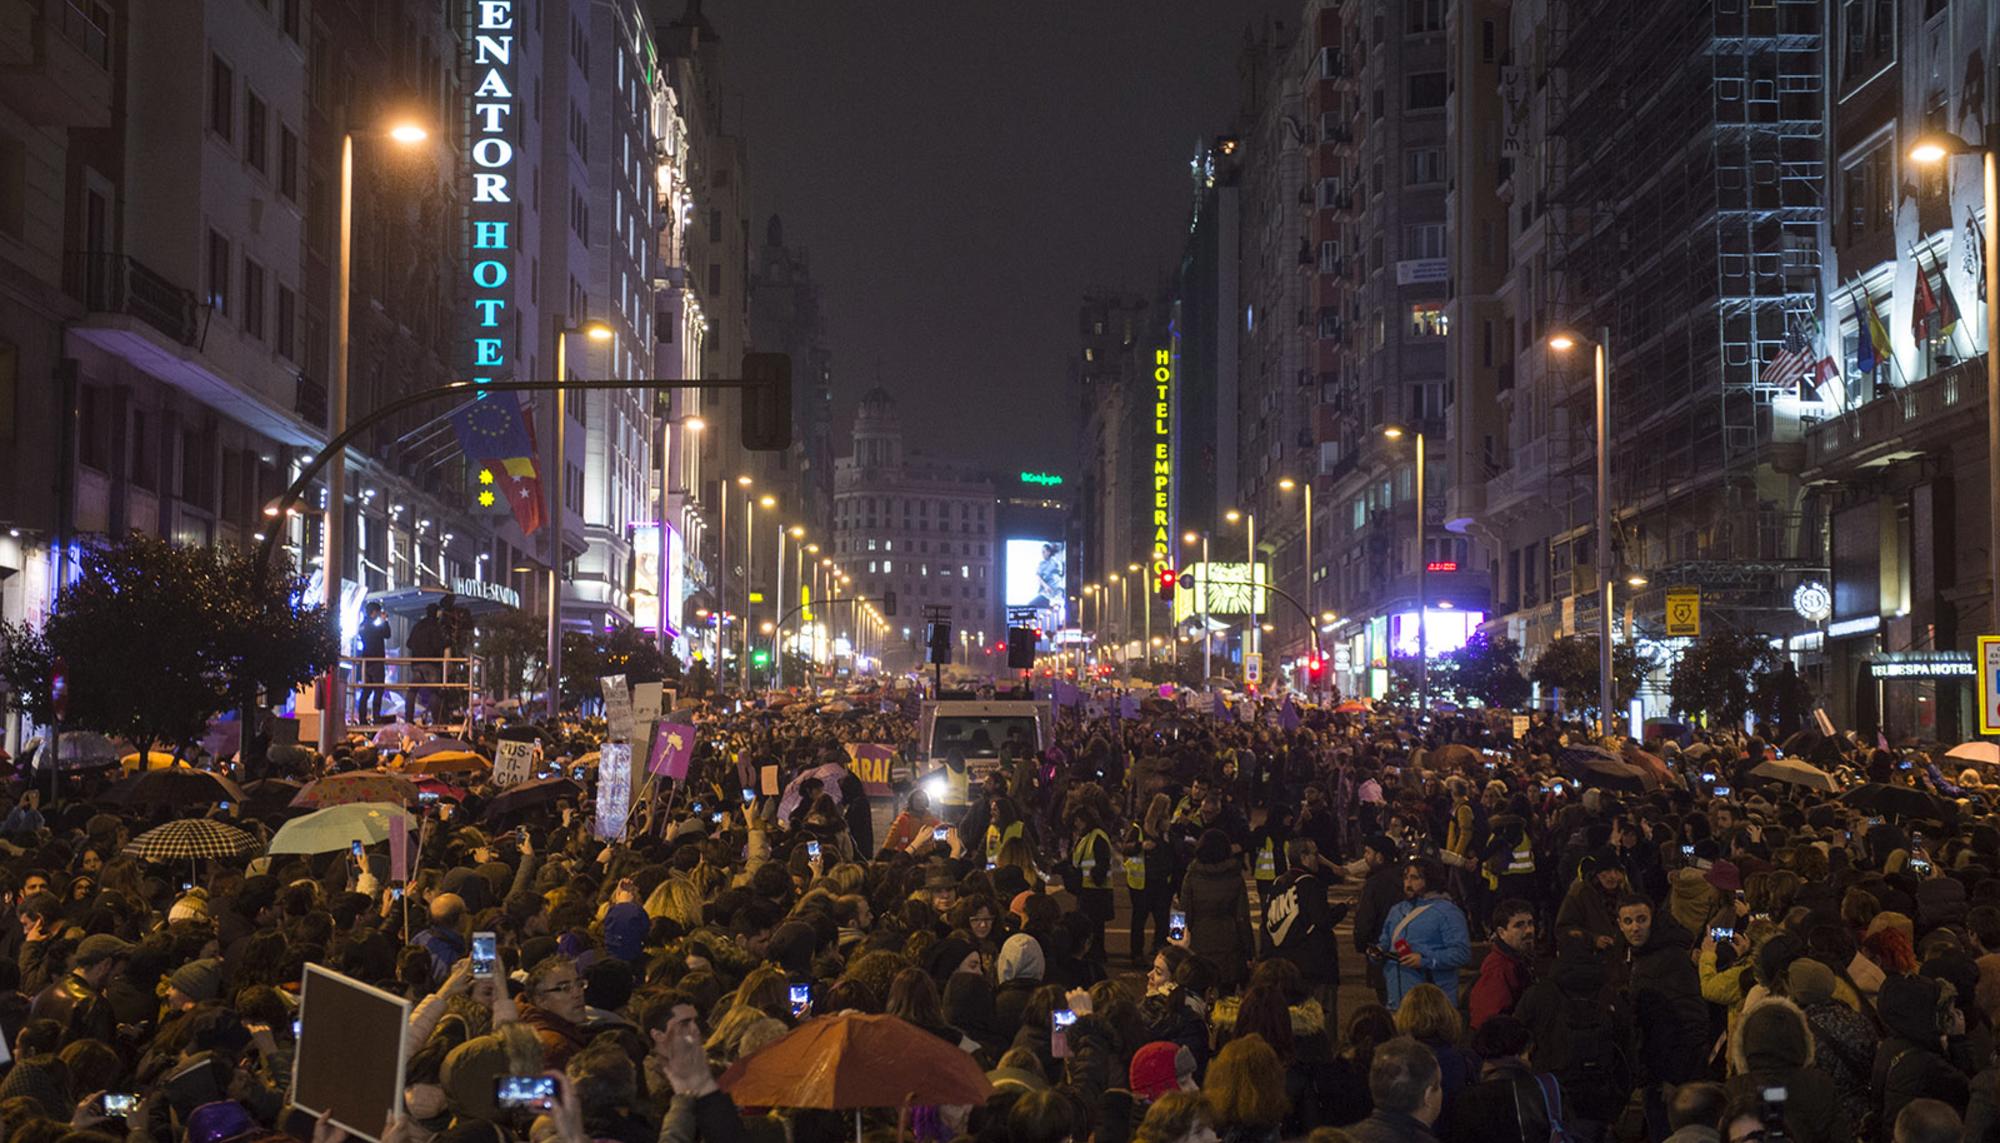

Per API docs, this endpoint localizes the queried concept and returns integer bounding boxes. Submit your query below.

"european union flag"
[453,392,538,473]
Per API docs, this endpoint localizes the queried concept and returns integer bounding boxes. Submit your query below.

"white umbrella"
[1749,757,1840,792]
[1944,741,2000,767]
[268,801,414,855]
[53,732,120,767]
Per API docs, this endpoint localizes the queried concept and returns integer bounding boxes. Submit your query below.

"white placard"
[600,674,635,743]
[595,742,633,839]
[493,740,535,787]
[632,681,664,722]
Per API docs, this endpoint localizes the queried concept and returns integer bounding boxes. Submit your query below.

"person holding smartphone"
[878,789,942,856]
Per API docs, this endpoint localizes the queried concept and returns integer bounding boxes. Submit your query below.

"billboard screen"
[1388,609,1487,657]
[1172,561,1268,624]
[1003,539,1066,632]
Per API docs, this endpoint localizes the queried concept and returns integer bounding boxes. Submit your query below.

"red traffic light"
[1156,566,1178,600]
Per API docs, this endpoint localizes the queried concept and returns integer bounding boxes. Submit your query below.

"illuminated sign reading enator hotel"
[468,0,518,388]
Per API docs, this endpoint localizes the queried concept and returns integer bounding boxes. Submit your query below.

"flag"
[1802,311,1839,397]
[453,393,545,534]
[1912,259,1939,340]
[1211,692,1227,720]
[1279,695,1301,732]
[1854,302,1877,377]
[1967,205,1987,302]
[1863,293,1893,374]
[1939,266,1965,339]
[1759,313,1813,390]
[1119,694,1140,720]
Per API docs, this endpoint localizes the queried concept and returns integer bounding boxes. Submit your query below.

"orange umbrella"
[390,750,490,777]
[292,771,419,808]
[719,1013,992,1110]
[1620,743,1677,787]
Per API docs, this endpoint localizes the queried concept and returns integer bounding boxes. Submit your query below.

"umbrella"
[1682,743,1718,760]
[720,1013,992,1110]
[54,732,120,768]
[125,818,260,862]
[105,768,245,809]
[120,751,185,772]
[410,737,475,760]
[1556,745,1659,792]
[482,776,582,821]
[292,772,420,808]
[390,750,489,776]
[1944,741,2000,767]
[241,778,304,812]
[1749,757,1840,792]
[1334,700,1371,714]
[777,762,852,821]
[373,723,415,747]
[1430,743,1482,772]
[1842,783,1958,823]
[1619,744,1676,787]
[268,802,414,855]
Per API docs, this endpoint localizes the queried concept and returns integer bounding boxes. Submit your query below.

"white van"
[914,699,1052,808]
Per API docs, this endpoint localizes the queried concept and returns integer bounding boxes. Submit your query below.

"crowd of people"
[0,689,1993,1143]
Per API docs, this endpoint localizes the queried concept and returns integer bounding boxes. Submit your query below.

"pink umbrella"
[777,762,852,821]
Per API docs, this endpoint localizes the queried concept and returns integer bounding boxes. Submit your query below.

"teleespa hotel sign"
[466,0,518,390]
[1152,348,1173,554]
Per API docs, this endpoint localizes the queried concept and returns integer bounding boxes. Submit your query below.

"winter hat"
[442,1033,522,1122]
[1128,1041,1196,1101]
[601,902,650,964]
[169,888,212,924]
[1364,834,1401,863]
[184,1101,259,1143]
[925,936,978,985]
[1784,958,1838,1007]
[996,934,1044,984]
[74,933,133,966]
[1730,997,1813,1074]
[1704,860,1742,893]
[170,958,225,1004]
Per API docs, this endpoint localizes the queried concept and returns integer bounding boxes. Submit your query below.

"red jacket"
[1468,942,1532,1030]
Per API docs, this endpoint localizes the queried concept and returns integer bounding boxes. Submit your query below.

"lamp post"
[1279,476,1312,676]
[1911,130,2000,631]
[1107,572,1124,661]
[542,318,613,722]
[1225,509,1259,666]
[1382,426,1428,710]
[720,475,750,690]
[1548,327,1614,732]
[774,524,802,689]
[742,492,774,690]
[656,414,702,656]
[320,118,429,752]
[1183,530,1211,684]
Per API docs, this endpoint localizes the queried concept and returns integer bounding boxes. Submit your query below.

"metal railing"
[341,654,481,735]
[69,252,201,346]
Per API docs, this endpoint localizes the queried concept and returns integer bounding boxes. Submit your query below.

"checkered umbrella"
[125,819,261,862]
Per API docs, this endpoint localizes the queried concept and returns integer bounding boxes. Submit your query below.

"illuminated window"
[1409,303,1448,337]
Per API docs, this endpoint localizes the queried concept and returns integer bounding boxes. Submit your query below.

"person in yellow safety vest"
[1248,804,1294,916]
[1123,793,1175,965]
[984,803,1025,867]
[1068,804,1115,962]
[1479,800,1538,908]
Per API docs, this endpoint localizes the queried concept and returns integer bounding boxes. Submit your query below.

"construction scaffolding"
[1542,0,1824,614]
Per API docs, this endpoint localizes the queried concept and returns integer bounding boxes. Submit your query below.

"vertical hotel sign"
[1151,348,1173,555]
[467,0,518,392]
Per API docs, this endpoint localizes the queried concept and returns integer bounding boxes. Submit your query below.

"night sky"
[722,1,1298,479]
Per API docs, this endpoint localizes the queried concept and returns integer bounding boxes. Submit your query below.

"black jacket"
[1181,856,1255,987]
[1621,920,1707,1084]
[1265,868,1339,984]
[1873,975,1970,1129]
[1354,863,1404,954]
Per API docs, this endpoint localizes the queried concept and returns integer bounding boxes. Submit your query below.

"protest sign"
[632,681,664,723]
[648,722,696,779]
[759,763,780,796]
[292,965,410,1142]
[600,674,635,742]
[844,743,895,795]
[596,743,634,839]
[493,740,536,787]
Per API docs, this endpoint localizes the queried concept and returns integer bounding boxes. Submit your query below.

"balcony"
[0,0,114,127]
[1803,355,1986,476]
[70,253,201,347]
[294,374,328,428]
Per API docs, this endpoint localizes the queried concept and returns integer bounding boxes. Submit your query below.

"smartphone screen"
[350,840,364,859]
[101,1094,138,1117]
[1168,909,1187,942]
[742,788,756,803]
[1712,927,1735,941]
[1051,1007,1076,1058]
[391,886,404,900]
[493,1075,557,1111]
[1681,845,1695,856]
[788,982,812,1019]
[932,826,949,842]
[807,840,821,859]
[1713,786,1731,797]
[471,931,497,977]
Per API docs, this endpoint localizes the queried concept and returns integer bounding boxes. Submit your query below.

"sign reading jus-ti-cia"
[1152,348,1173,552]
[467,0,519,388]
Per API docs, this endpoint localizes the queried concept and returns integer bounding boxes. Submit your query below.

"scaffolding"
[1541,0,1824,597]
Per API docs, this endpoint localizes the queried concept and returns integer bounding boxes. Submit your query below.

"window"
[1404,223,1447,259]
[206,230,230,315]
[1406,0,1444,33]
[276,284,296,359]
[707,209,721,242]
[1405,147,1442,186]
[1841,141,1894,244]
[0,134,23,239]
[242,258,265,340]
[1371,87,1385,120]
[278,127,298,199]
[210,55,234,141]
[1406,73,1447,111]
[245,91,267,172]
[1839,0,1895,87]
[1409,303,1447,337]
[1408,382,1447,421]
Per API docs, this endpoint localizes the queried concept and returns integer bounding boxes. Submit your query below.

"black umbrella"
[481,776,582,821]
[103,768,246,810]
[1840,782,1957,823]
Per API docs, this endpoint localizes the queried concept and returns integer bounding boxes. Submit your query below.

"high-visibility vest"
[985,820,1023,864]
[1124,854,1146,890]
[1254,837,1278,881]
[1484,841,1535,890]
[1072,828,1110,887]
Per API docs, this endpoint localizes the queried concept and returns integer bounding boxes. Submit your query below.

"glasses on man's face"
[541,978,582,995]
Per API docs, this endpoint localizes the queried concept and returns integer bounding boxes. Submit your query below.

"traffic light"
[1156,565,1178,600]
[925,620,953,664]
[1307,653,1326,686]
[740,352,793,451]
[1006,626,1037,669]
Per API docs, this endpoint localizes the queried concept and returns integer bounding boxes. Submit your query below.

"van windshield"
[931,715,1038,759]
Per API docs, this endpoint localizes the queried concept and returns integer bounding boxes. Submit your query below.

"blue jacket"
[411,925,467,988]
[1378,893,1471,1009]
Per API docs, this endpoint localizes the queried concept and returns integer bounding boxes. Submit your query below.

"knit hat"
[1363,834,1400,863]
[925,936,978,985]
[1128,1041,1196,1101]
[169,888,211,924]
[74,933,133,966]
[170,958,225,1004]
[1784,958,1838,1007]
[1703,860,1742,893]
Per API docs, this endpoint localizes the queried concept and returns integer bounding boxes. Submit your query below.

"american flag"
[1760,313,1814,389]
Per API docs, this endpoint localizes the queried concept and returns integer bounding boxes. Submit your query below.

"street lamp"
[1279,475,1313,684]
[1224,508,1259,664]
[1548,326,1614,733]
[1910,129,2000,630]
[773,524,804,689]
[542,315,613,721]
[321,117,430,750]
[740,491,775,690]
[1182,530,1211,683]
[1382,424,1429,710]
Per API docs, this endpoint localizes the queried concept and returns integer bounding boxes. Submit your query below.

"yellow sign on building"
[1665,589,1701,637]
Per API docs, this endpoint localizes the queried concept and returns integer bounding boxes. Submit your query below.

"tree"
[0,535,335,757]
[1669,629,1796,730]
[558,624,682,708]
[1529,634,1654,716]
[472,607,546,702]
[684,656,716,698]
[1436,633,1531,709]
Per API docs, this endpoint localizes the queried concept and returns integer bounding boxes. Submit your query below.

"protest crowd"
[0,683,1995,1143]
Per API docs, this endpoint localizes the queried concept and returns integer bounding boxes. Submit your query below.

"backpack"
[1533,1072,1574,1143]
[1552,994,1627,1120]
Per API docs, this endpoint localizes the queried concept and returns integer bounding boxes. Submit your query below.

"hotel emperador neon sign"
[1152,348,1173,555]
[468,0,518,389]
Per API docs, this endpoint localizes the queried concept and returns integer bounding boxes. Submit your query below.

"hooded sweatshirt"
[992,933,1045,1036]
[1723,997,1852,1143]
[1666,866,1726,937]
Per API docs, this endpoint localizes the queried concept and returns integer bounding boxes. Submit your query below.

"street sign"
[1665,589,1701,637]
[1979,636,2000,735]
[1244,652,1262,686]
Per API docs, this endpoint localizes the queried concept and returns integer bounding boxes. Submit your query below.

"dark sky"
[720,1,1297,478]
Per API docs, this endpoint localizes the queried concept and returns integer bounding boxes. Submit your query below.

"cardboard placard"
[600,674,635,743]
[388,820,409,883]
[1511,715,1531,740]
[291,965,411,1142]
[648,722,696,779]
[595,743,634,839]
[492,740,536,787]
[759,763,780,796]
[632,681,664,723]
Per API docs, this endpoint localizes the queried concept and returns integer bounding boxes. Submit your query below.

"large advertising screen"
[1171,561,1268,625]
[1388,609,1488,657]
[1004,539,1066,632]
